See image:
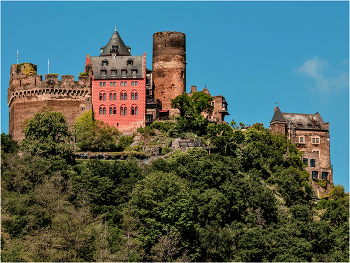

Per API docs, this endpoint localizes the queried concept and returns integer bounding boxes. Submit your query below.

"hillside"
[1,110,349,262]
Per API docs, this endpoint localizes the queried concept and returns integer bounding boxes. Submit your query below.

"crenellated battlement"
[8,63,91,106]
[8,62,92,141]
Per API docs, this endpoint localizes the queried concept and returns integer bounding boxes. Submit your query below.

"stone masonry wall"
[8,63,91,141]
[152,32,186,114]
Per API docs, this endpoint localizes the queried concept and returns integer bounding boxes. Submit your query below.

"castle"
[7,28,332,196]
[270,107,333,198]
[8,29,229,140]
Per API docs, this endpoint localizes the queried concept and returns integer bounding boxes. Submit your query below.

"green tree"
[171,92,213,118]
[1,133,19,155]
[20,108,73,162]
[73,110,121,152]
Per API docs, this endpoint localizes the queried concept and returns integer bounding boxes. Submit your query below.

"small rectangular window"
[303,158,308,166]
[122,70,127,75]
[299,137,304,143]
[121,82,123,87]
[135,81,138,86]
[124,81,127,86]
[312,137,320,144]
[132,81,134,86]
[312,171,318,180]
[132,70,137,75]
[322,172,328,180]
[114,82,116,86]
[212,102,214,106]
[99,82,102,87]
[110,82,113,87]
[101,70,107,76]
[310,159,315,167]
[103,82,106,87]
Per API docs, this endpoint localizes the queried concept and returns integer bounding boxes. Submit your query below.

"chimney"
[127,46,131,53]
[191,85,197,93]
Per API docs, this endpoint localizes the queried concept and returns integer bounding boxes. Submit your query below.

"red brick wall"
[9,100,86,141]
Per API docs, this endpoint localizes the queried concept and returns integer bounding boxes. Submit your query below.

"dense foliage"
[73,110,121,152]
[1,110,349,262]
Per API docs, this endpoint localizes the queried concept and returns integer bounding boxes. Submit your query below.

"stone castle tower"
[8,63,92,141]
[152,31,186,116]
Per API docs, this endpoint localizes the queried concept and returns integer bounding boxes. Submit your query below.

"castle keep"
[8,29,229,140]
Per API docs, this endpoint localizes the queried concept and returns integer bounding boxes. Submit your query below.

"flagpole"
[48,59,50,74]
[17,50,18,64]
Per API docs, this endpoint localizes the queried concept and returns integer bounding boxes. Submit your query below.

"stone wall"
[152,31,186,113]
[8,63,91,141]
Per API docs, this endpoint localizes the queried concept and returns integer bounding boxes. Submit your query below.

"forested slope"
[1,109,349,262]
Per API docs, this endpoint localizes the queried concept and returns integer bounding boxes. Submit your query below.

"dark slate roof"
[100,30,131,56]
[270,107,286,123]
[282,112,328,131]
[90,55,143,80]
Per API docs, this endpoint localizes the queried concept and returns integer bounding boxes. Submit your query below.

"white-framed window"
[299,136,305,143]
[312,137,320,144]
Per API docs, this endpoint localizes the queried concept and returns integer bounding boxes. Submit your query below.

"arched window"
[113,93,116,100]
[131,107,134,115]
[131,93,134,100]
[124,93,127,100]
[103,94,106,101]
[120,107,123,116]
[110,107,113,114]
[124,107,127,116]
[100,93,103,100]
[135,93,138,100]
[110,93,113,100]
[113,107,116,114]
[121,93,123,100]
[99,106,106,115]
[135,107,138,115]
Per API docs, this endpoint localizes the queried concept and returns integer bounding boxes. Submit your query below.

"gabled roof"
[270,107,286,123]
[100,29,131,56]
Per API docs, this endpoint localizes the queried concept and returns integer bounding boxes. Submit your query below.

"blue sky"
[1,1,349,192]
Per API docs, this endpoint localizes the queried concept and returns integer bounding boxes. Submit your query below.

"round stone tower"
[152,31,186,115]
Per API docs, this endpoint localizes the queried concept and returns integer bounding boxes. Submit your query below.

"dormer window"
[122,70,127,75]
[101,70,107,76]
[127,60,133,66]
[298,124,302,128]
[307,124,312,128]
[132,69,137,75]
[111,70,117,76]
[102,61,108,66]
[112,46,118,53]
[315,125,320,129]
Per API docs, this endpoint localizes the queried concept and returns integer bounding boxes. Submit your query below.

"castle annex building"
[8,29,229,140]
[270,107,333,198]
